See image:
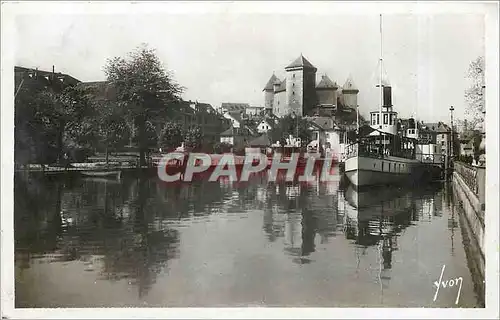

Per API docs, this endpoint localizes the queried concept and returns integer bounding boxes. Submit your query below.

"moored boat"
[343,15,441,188]
[80,170,122,179]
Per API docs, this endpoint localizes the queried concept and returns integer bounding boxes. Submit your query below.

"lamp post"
[449,106,454,159]
[479,85,486,165]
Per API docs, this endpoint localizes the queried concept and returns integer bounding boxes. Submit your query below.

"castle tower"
[316,74,338,106]
[263,74,279,114]
[284,54,317,117]
[316,74,338,116]
[342,75,359,108]
[273,78,286,117]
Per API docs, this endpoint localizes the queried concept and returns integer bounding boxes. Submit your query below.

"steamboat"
[343,15,443,188]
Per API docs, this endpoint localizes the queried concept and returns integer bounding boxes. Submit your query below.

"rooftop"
[15,66,81,87]
[221,102,250,112]
[343,75,359,92]
[275,79,286,93]
[304,116,337,130]
[285,54,317,71]
[263,74,280,91]
[248,134,271,147]
[421,122,451,133]
[316,75,337,90]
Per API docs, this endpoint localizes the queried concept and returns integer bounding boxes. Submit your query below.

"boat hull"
[81,170,122,179]
[344,155,439,187]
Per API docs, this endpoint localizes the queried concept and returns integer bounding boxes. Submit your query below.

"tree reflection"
[14,174,65,256]
[15,174,182,299]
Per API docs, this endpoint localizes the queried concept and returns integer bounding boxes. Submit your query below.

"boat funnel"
[383,86,392,108]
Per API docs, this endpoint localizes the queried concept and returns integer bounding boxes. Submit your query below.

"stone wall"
[452,167,485,305]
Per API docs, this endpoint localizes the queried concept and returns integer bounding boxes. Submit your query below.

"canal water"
[14,169,483,308]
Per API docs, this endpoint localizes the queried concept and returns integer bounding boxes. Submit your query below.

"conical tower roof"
[316,74,338,90]
[285,54,317,71]
[342,75,359,93]
[263,74,280,91]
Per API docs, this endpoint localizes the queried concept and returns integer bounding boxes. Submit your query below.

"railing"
[344,142,415,160]
[454,161,485,207]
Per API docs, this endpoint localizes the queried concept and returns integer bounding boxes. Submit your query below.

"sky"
[14,6,485,123]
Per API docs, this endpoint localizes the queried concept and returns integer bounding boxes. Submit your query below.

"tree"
[144,121,159,150]
[14,76,94,164]
[464,56,485,128]
[159,122,183,151]
[95,102,130,163]
[27,85,95,164]
[104,44,184,165]
[185,126,203,151]
[269,114,311,146]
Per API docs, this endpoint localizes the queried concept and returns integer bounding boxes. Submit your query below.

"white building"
[257,120,273,133]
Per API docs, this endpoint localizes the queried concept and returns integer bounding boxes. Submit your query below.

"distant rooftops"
[221,102,250,112]
[15,66,81,86]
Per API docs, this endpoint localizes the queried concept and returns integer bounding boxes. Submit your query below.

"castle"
[262,54,359,118]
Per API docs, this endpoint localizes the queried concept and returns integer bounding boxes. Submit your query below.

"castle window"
[293,83,295,87]
[383,114,388,125]
[292,91,295,95]
[377,114,380,125]
[293,74,295,78]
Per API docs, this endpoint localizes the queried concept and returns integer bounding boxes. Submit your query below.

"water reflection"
[15,174,181,299]
[14,169,479,307]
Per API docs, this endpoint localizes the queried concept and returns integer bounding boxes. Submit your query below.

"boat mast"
[379,14,385,152]
[379,14,383,128]
[356,105,360,134]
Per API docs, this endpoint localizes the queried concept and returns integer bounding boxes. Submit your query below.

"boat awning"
[346,125,377,141]
[346,124,417,146]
